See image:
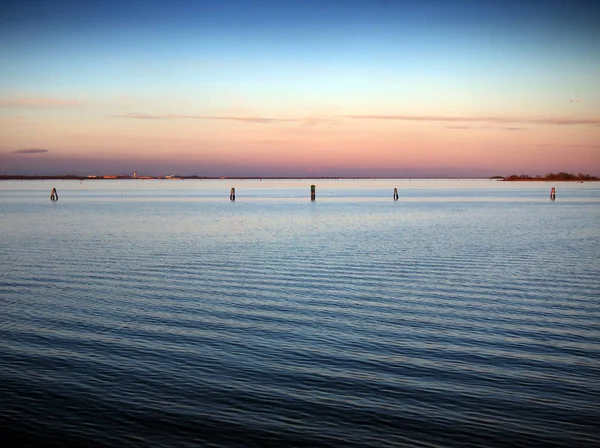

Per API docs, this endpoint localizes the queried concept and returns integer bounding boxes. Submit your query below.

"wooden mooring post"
[50,188,58,202]
[310,185,316,201]
[230,187,235,201]
[393,188,399,201]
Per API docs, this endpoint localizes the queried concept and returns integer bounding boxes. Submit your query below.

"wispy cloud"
[340,114,600,126]
[535,144,600,148]
[12,148,49,154]
[110,113,299,123]
[181,115,298,124]
[110,112,165,119]
[535,118,600,125]
[0,98,83,108]
[110,112,600,127]
[0,115,25,121]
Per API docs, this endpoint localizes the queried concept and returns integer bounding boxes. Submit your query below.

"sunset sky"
[1,0,599,177]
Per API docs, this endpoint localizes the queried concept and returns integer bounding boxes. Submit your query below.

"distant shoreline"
[1,175,598,181]
[501,174,599,182]
[501,179,598,182]
[0,175,495,181]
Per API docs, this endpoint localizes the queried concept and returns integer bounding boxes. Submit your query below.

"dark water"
[1,180,599,447]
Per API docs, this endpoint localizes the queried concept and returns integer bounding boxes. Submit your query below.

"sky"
[1,0,599,177]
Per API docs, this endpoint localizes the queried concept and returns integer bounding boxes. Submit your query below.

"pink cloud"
[0,97,83,108]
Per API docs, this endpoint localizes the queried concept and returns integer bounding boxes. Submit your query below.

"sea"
[1,179,599,448]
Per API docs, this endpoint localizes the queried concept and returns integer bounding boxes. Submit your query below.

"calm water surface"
[1,179,599,447]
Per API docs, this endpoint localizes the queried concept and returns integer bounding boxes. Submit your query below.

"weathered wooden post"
[550,187,556,201]
[393,188,399,201]
[230,187,235,201]
[310,185,316,201]
[50,188,58,202]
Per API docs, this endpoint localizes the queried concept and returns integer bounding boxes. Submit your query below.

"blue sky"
[1,0,599,176]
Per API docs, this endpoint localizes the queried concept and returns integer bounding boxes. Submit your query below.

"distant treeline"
[503,172,599,181]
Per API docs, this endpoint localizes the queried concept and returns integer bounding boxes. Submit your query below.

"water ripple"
[1,180,599,447]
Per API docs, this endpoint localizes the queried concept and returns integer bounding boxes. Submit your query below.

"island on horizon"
[500,172,599,181]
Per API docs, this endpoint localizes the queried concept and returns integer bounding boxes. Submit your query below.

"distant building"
[133,171,138,178]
